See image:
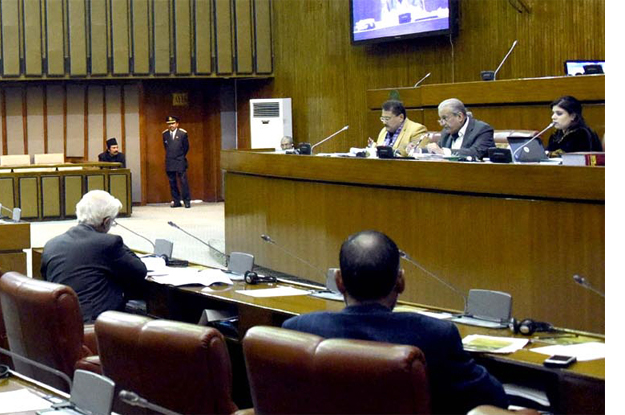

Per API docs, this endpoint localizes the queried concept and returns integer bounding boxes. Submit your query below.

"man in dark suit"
[98,137,126,167]
[162,115,191,208]
[282,230,508,414]
[41,190,147,323]
[427,98,495,160]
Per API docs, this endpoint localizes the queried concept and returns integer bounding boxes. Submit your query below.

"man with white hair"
[426,98,494,160]
[41,190,147,323]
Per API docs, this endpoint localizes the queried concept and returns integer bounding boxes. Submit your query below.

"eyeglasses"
[380,115,394,122]
[438,113,458,125]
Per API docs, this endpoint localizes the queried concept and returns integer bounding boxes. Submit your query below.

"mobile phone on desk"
[543,355,576,368]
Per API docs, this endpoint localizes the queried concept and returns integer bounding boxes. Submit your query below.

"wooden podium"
[0,221,30,274]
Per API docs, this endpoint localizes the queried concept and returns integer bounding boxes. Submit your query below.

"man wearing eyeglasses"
[367,100,428,156]
[426,98,494,160]
[41,190,147,323]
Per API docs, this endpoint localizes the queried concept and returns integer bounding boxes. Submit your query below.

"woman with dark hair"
[547,95,602,157]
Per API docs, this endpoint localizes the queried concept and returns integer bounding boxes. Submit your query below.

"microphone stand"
[0,346,73,391]
[168,221,228,266]
[573,274,605,298]
[119,390,183,415]
[310,125,349,153]
[113,220,156,249]
[413,72,431,88]
[493,40,518,80]
[511,122,554,161]
[399,250,468,313]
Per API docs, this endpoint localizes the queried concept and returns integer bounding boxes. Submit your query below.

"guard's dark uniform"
[162,120,191,207]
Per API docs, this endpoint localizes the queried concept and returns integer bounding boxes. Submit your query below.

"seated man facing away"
[283,230,508,414]
[41,190,147,323]
[426,98,495,160]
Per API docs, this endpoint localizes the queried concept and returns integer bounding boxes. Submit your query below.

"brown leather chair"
[0,271,101,391]
[95,311,238,415]
[241,326,431,414]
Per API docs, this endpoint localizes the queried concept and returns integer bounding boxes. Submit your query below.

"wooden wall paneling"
[67,0,87,76]
[23,0,43,76]
[26,86,45,154]
[236,0,604,153]
[66,84,85,157]
[45,0,65,76]
[41,176,61,217]
[234,0,253,74]
[152,0,171,75]
[5,86,25,154]
[214,0,233,74]
[111,0,130,75]
[173,0,191,75]
[46,85,65,154]
[87,85,104,160]
[89,0,108,75]
[1,0,20,77]
[18,177,39,218]
[0,89,5,154]
[194,0,212,74]
[123,84,141,203]
[105,85,122,150]
[253,0,271,74]
[131,0,150,74]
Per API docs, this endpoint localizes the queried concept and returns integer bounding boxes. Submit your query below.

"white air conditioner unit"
[250,98,292,149]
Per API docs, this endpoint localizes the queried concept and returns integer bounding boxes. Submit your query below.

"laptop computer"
[507,136,548,163]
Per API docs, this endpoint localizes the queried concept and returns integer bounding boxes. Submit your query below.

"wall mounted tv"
[350,0,457,44]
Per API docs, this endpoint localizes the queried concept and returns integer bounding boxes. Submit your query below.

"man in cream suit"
[368,100,428,156]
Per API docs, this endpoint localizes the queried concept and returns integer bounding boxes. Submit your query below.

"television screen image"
[351,0,454,44]
[564,60,605,76]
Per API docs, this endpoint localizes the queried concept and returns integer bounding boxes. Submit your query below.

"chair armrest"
[75,355,102,375]
[82,324,98,355]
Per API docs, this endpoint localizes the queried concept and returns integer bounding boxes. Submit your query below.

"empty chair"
[242,326,430,414]
[0,272,101,391]
[95,311,238,415]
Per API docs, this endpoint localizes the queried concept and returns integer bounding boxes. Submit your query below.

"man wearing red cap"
[162,116,191,208]
[98,137,126,167]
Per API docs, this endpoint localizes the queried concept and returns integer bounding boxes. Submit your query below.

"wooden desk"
[221,150,605,333]
[145,279,604,415]
[0,370,68,414]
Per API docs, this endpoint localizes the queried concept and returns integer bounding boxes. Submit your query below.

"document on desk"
[0,388,52,414]
[149,268,233,287]
[462,334,529,354]
[236,287,311,298]
[529,341,605,361]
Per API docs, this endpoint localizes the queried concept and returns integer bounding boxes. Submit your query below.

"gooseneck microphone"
[119,390,183,415]
[511,122,555,161]
[168,221,210,248]
[309,125,350,153]
[113,220,155,249]
[493,40,518,80]
[399,250,468,313]
[573,274,605,298]
[0,346,72,390]
[413,72,431,88]
[0,203,21,221]
[168,221,228,266]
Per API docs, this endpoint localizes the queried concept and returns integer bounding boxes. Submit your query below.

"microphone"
[308,125,350,153]
[260,234,329,289]
[0,346,72,391]
[113,220,156,250]
[0,203,22,221]
[119,390,183,415]
[168,221,227,266]
[399,250,467,313]
[413,72,431,88]
[481,40,518,81]
[573,274,605,298]
[511,122,555,162]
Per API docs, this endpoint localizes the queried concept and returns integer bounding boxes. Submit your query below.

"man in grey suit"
[163,115,191,208]
[426,98,495,160]
[41,190,147,323]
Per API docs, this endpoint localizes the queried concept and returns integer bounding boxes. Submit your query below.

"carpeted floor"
[28,201,225,277]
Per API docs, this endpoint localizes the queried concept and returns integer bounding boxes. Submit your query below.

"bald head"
[339,230,401,302]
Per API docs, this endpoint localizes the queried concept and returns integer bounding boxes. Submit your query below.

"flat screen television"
[350,0,457,44]
[564,60,605,76]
